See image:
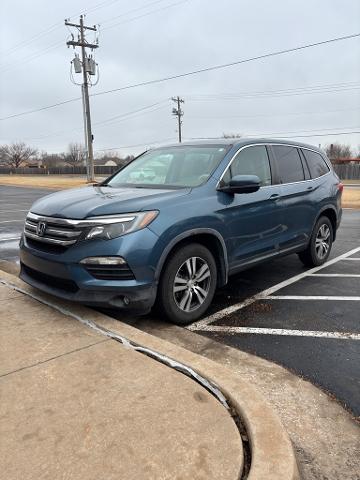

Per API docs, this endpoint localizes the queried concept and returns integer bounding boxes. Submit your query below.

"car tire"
[157,243,217,325]
[298,216,333,267]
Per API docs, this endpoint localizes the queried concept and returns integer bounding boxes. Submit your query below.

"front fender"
[152,227,229,286]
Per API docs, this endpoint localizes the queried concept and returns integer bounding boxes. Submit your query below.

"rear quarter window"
[302,149,330,178]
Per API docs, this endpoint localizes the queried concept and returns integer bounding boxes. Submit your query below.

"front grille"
[24,212,83,250]
[85,264,135,280]
[26,238,69,254]
[22,264,79,293]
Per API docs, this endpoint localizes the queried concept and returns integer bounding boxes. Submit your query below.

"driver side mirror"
[218,174,261,194]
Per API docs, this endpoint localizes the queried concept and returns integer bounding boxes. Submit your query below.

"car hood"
[30,185,191,219]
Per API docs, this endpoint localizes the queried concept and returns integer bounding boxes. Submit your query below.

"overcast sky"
[0,0,359,156]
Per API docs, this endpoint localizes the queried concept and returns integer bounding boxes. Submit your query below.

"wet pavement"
[0,185,52,262]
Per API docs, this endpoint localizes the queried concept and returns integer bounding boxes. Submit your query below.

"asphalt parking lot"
[1,184,359,417]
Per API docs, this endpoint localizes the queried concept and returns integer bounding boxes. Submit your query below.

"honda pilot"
[20,139,342,325]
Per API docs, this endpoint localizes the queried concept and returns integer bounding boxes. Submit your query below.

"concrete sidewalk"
[0,264,301,480]
[0,283,243,480]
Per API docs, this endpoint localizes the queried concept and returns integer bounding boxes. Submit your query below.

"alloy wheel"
[173,256,211,312]
[315,223,331,260]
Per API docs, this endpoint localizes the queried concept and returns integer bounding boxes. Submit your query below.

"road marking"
[188,245,360,331]
[267,295,360,301]
[310,273,360,277]
[0,237,21,243]
[0,220,24,224]
[343,258,360,261]
[0,210,28,213]
[196,325,360,340]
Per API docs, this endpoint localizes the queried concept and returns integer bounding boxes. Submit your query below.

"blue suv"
[20,139,342,324]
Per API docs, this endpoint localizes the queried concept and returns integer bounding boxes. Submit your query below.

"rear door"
[270,144,315,251]
[217,144,283,269]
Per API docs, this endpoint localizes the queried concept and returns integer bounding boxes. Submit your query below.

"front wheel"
[157,243,217,325]
[298,216,333,267]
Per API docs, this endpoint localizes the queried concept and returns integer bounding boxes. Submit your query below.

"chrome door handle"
[269,193,280,199]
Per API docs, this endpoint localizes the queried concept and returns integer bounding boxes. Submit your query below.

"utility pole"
[171,96,184,143]
[65,16,98,182]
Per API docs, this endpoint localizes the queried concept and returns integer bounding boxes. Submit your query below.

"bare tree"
[0,142,37,168]
[40,152,67,168]
[64,143,86,167]
[325,143,352,160]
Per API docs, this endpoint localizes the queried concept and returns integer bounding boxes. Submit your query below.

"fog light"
[80,256,126,265]
[123,296,130,305]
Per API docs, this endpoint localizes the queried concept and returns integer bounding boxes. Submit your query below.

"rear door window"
[302,149,330,178]
[221,145,272,186]
[272,145,304,184]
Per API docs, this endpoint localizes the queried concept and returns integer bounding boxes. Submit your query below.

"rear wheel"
[298,216,333,267]
[157,243,217,325]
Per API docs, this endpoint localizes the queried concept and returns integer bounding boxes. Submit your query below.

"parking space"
[189,239,360,416]
[1,184,359,417]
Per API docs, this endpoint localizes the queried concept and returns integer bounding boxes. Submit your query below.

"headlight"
[84,211,158,240]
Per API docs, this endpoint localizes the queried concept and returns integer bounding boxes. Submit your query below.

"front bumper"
[19,229,159,313]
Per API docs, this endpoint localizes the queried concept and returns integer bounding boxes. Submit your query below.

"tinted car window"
[272,146,304,183]
[302,149,330,178]
[223,145,272,186]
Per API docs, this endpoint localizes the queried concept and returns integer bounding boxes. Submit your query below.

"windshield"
[106,145,230,188]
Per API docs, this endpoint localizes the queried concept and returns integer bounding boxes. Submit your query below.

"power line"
[1,32,360,121]
[93,130,360,152]
[189,129,360,141]
[188,107,359,120]
[187,82,360,101]
[0,0,122,59]
[90,32,360,98]
[94,137,174,151]
[268,131,360,139]
[0,97,82,121]
[22,100,169,141]
[102,0,188,31]
[0,0,184,71]
[248,125,360,136]
[99,0,174,25]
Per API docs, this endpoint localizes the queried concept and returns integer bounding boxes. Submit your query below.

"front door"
[217,144,283,270]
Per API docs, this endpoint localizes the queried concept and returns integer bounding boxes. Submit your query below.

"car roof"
[157,138,324,154]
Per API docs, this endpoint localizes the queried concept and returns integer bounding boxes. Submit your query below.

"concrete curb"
[0,267,299,480]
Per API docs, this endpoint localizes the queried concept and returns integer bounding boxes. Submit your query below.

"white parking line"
[0,220,24,224]
[188,245,360,331]
[343,258,360,261]
[0,210,28,213]
[267,295,360,301]
[310,274,360,277]
[0,237,21,243]
[197,325,360,340]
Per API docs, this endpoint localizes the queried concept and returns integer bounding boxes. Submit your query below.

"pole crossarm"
[64,21,97,31]
[66,41,99,49]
